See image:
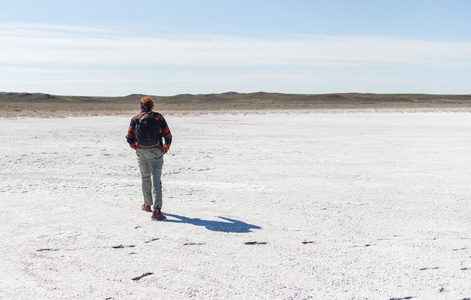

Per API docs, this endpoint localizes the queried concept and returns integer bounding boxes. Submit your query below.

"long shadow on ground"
[163,214,261,233]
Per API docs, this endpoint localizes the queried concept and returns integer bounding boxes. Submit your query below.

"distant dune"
[1,91,471,117]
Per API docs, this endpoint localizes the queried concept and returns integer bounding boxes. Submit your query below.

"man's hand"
[163,144,170,153]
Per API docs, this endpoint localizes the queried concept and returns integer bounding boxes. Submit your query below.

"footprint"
[419,267,439,271]
[132,272,153,281]
[244,241,267,245]
[36,248,59,252]
[112,245,136,249]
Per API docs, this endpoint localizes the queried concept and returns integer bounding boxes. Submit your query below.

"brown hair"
[140,96,154,110]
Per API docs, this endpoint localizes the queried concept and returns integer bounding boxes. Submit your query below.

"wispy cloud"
[1,23,470,95]
[1,23,470,67]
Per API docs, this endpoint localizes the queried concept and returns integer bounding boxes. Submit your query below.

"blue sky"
[1,0,470,96]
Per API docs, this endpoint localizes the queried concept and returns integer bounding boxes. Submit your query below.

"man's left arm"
[126,118,138,149]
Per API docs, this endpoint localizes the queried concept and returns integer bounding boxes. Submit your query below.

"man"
[126,96,172,220]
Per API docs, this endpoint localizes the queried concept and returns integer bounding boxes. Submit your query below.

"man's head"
[140,96,154,111]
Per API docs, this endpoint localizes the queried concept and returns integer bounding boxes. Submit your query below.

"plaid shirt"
[126,110,172,152]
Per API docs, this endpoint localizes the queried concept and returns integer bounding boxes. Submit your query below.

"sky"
[0,0,470,96]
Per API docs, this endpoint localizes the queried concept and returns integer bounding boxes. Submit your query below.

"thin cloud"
[1,23,470,95]
[1,23,470,68]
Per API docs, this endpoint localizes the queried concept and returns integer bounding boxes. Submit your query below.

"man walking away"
[126,96,172,220]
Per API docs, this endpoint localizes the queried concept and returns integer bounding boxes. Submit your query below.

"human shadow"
[163,214,262,233]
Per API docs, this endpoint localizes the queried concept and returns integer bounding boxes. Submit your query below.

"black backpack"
[135,113,161,148]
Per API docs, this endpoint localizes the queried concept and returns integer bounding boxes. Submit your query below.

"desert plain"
[1,92,471,299]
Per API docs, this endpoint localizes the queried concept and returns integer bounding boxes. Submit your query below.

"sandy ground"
[1,91,471,118]
[1,111,471,299]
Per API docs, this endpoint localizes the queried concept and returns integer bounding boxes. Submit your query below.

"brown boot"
[151,209,167,220]
[141,205,152,212]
